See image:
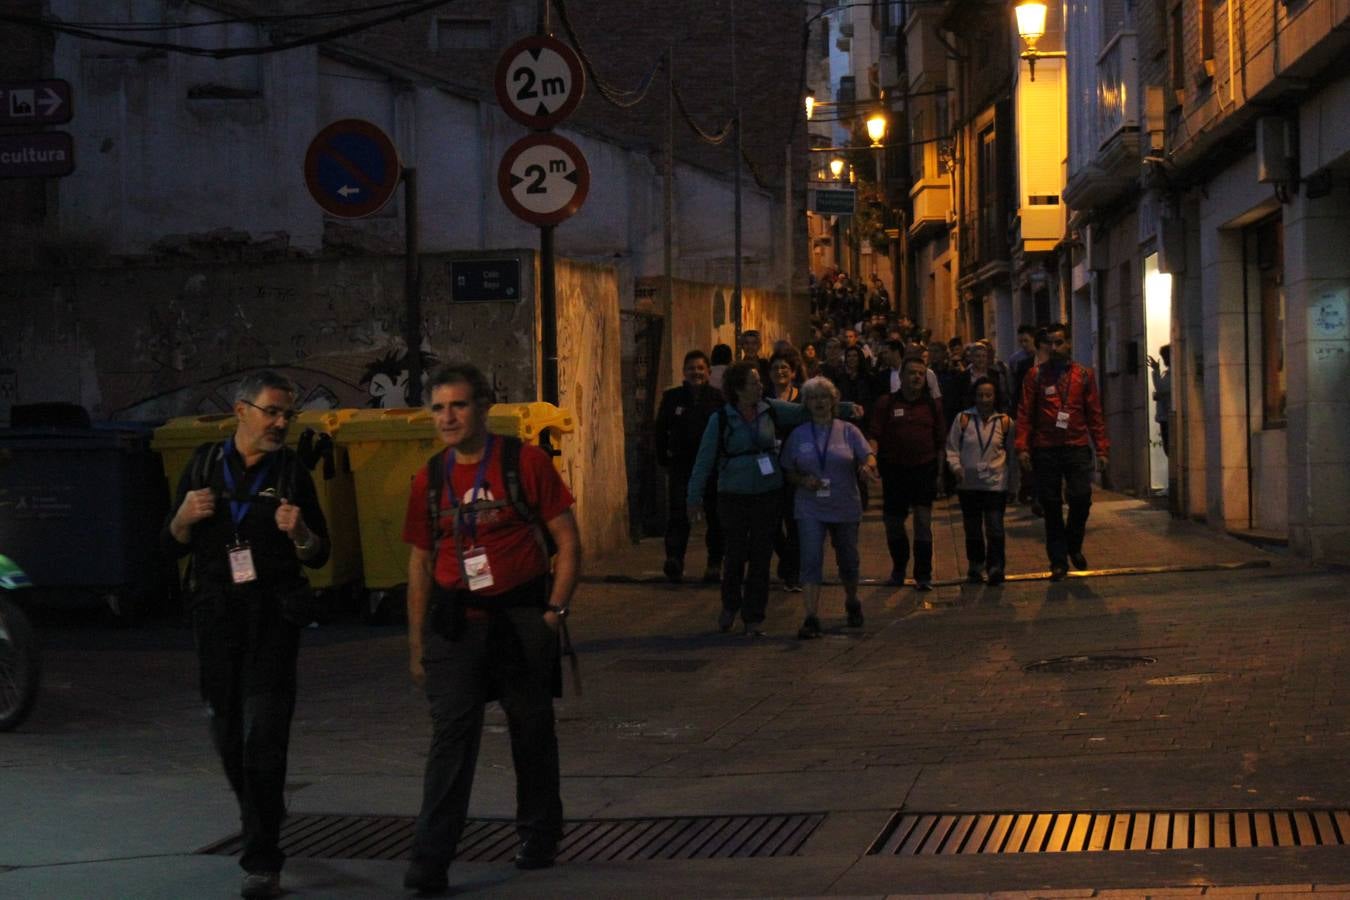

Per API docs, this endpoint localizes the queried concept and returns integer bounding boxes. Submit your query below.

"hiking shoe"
[240,872,281,899]
[1050,563,1068,582]
[717,608,736,633]
[966,564,983,584]
[403,859,449,895]
[845,601,864,628]
[797,616,823,640]
[986,566,1005,587]
[885,570,906,586]
[1069,552,1088,571]
[662,558,683,584]
[783,582,803,593]
[914,579,933,592]
[743,622,766,638]
[702,563,721,583]
[514,838,557,870]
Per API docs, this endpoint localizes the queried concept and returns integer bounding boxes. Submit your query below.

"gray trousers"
[412,605,563,868]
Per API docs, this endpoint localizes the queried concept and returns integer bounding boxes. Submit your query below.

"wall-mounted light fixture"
[1014,0,1066,81]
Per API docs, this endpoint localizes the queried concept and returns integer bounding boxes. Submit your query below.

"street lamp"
[865,111,888,147]
[1014,0,1066,81]
[805,90,816,120]
[829,156,845,180]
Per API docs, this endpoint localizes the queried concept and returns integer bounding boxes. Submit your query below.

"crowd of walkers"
[655,269,1111,640]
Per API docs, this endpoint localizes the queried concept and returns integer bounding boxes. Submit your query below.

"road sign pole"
[403,166,423,404]
[539,224,559,406]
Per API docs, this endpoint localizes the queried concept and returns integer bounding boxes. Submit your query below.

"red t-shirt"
[402,440,574,594]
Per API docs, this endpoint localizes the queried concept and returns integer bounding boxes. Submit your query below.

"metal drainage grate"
[199,812,824,863]
[1023,655,1156,674]
[609,658,710,673]
[868,809,1350,855]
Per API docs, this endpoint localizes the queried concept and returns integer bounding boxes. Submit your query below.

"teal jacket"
[687,400,858,503]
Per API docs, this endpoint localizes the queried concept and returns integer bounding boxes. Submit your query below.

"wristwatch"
[546,604,570,618]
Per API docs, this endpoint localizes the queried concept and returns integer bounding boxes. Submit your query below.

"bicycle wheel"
[0,597,40,731]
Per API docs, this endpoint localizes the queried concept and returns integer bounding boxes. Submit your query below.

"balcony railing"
[1096,30,1138,153]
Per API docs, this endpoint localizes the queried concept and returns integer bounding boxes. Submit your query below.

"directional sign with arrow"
[494,35,585,130]
[497,133,590,228]
[303,119,401,219]
[0,80,73,126]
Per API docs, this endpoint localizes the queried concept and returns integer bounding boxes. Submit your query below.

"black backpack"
[713,404,781,472]
[424,436,556,569]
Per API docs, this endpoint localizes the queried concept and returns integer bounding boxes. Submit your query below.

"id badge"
[1056,410,1071,429]
[463,547,495,592]
[893,407,905,418]
[757,454,775,476]
[675,406,684,416]
[815,477,832,498]
[1045,386,1058,397]
[977,462,992,479]
[228,543,257,585]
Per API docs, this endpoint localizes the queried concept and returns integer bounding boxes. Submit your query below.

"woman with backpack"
[944,376,1013,585]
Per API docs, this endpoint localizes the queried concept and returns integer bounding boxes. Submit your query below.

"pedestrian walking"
[162,370,329,900]
[869,356,946,590]
[781,377,879,638]
[400,363,581,893]
[708,343,733,390]
[1015,324,1110,580]
[687,362,843,635]
[655,350,725,584]
[1150,345,1172,457]
[945,377,1013,585]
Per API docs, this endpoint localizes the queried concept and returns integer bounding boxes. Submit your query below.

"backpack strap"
[501,436,558,566]
[425,447,448,573]
[188,440,224,492]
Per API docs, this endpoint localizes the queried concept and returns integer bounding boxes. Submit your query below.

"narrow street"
[3,491,1348,898]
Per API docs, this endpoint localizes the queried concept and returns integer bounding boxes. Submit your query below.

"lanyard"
[736,404,774,451]
[973,411,998,457]
[222,438,275,529]
[446,435,495,546]
[810,420,834,472]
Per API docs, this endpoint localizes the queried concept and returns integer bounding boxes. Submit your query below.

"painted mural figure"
[360,348,441,408]
[161,371,329,900]
[400,363,581,894]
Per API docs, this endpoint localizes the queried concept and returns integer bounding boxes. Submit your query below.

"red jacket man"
[1014,324,1109,580]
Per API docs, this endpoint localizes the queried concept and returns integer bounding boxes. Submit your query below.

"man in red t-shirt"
[1015,323,1109,580]
[400,363,581,894]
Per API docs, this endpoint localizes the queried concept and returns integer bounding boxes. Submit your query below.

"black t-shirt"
[161,442,329,587]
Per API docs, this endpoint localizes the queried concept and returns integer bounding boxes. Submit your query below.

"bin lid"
[289,408,359,437]
[149,414,237,451]
[334,407,437,443]
[487,402,575,441]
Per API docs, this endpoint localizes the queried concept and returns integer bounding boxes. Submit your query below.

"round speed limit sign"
[497,133,590,227]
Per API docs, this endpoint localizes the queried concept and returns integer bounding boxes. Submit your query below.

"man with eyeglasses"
[162,370,328,900]
[1015,323,1109,581]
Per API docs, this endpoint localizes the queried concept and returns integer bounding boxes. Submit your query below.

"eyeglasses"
[243,400,301,421]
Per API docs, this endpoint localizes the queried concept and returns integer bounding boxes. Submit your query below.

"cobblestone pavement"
[2,490,1348,898]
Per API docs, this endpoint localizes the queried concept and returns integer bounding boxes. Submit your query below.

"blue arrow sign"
[303,119,400,218]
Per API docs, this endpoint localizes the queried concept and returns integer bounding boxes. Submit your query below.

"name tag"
[757,454,775,476]
[1056,410,1071,429]
[228,543,257,585]
[463,547,495,592]
[815,477,832,498]
[1045,386,1057,396]
[674,406,684,416]
[893,408,905,418]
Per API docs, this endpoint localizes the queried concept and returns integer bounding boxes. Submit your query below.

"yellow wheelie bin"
[339,408,438,619]
[486,402,575,465]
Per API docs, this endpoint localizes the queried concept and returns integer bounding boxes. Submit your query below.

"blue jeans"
[796,518,860,585]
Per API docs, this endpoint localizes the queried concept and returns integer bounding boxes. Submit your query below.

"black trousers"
[413,605,563,869]
[665,465,723,569]
[1032,445,1094,566]
[958,490,1008,570]
[193,591,301,875]
[717,491,780,625]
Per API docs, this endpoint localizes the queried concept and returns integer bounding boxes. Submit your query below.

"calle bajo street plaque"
[450,259,522,302]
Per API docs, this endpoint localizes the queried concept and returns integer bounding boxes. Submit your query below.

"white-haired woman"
[781,376,880,639]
